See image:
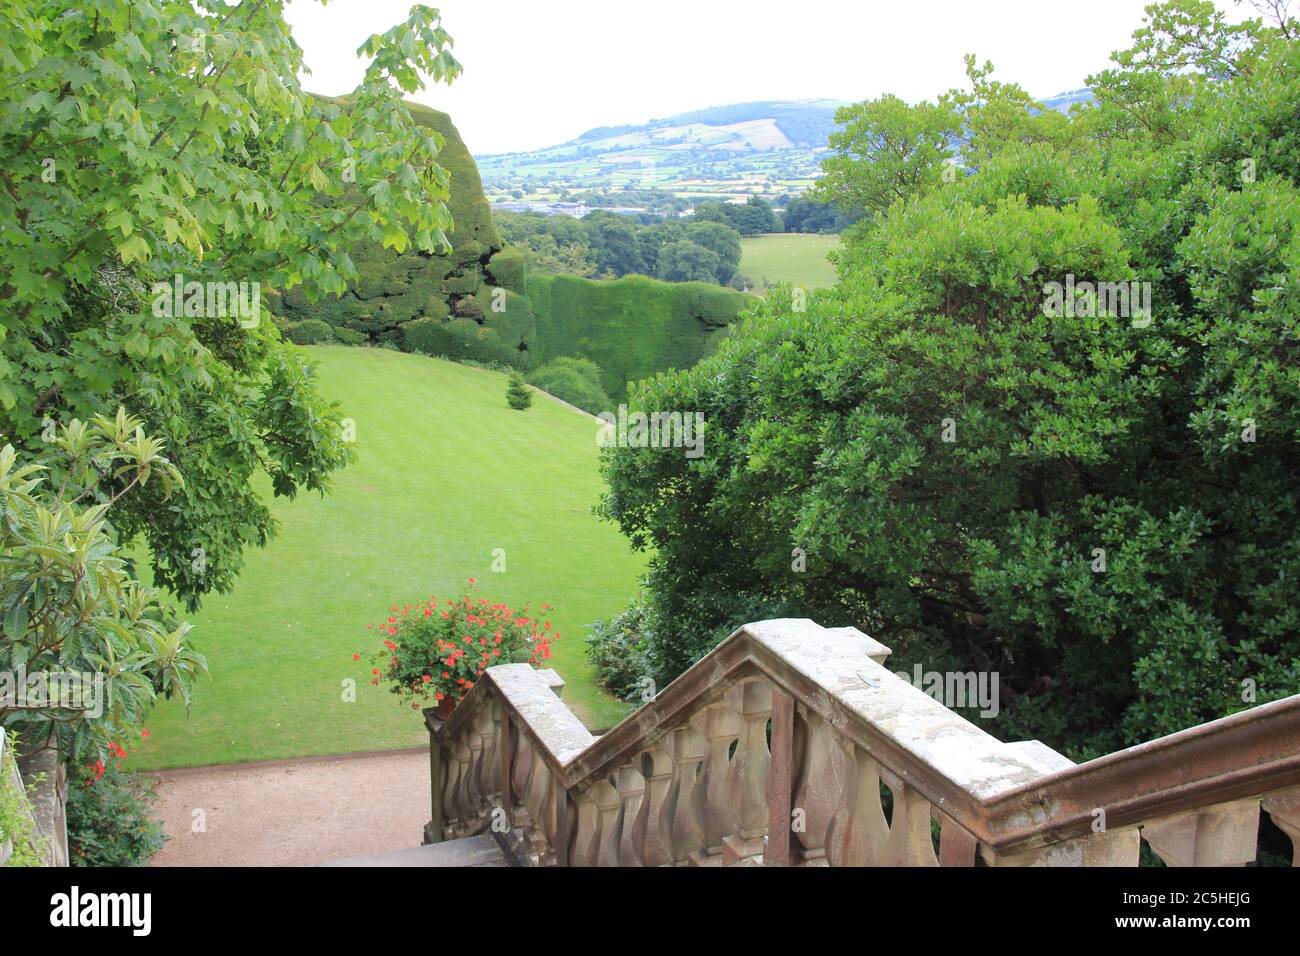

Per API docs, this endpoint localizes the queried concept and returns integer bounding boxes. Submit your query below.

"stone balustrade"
[0,730,68,867]
[427,619,1300,867]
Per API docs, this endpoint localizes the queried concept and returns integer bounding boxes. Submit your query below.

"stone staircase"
[323,832,507,867]
[424,618,1300,867]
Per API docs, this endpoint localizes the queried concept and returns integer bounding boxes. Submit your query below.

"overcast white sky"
[284,0,1253,155]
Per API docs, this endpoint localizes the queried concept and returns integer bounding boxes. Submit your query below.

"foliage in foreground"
[0,1,462,608]
[66,760,166,867]
[598,1,1300,758]
[0,411,206,761]
[0,732,46,867]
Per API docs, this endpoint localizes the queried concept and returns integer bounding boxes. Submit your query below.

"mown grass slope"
[133,346,644,769]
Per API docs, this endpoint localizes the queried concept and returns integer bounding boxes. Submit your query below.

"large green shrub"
[0,413,208,759]
[474,287,536,352]
[403,316,518,369]
[584,600,652,703]
[527,357,613,414]
[598,4,1300,759]
[402,316,456,357]
[66,763,167,867]
[283,319,335,345]
[331,326,367,345]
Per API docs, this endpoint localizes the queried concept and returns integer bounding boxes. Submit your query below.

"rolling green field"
[132,346,645,770]
[740,233,840,289]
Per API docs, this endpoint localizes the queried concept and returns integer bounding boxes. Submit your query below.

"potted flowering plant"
[358,578,557,719]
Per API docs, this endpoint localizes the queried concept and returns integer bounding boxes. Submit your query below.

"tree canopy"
[598,0,1300,758]
[0,1,462,608]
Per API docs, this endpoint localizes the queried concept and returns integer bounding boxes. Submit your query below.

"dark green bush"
[401,316,454,357]
[585,599,653,702]
[66,765,167,867]
[423,295,452,321]
[440,272,480,295]
[331,326,366,345]
[527,357,612,414]
[283,318,334,345]
[404,316,518,368]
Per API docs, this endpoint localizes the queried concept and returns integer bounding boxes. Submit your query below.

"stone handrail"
[426,619,1300,866]
[0,730,68,867]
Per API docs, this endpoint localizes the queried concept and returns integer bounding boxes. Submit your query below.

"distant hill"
[1039,88,1096,113]
[477,99,847,208]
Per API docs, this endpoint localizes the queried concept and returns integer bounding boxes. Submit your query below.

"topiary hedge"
[525,274,756,399]
[267,105,754,394]
[402,315,520,368]
[269,102,506,345]
[486,246,526,294]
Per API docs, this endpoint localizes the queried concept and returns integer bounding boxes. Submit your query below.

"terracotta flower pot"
[435,695,456,720]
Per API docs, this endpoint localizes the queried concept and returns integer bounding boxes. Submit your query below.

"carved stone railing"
[0,730,68,867]
[426,619,1300,866]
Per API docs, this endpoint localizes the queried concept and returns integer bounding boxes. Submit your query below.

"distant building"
[490,201,647,219]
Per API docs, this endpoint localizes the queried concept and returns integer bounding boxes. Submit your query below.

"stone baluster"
[464,721,485,814]
[724,679,773,854]
[667,725,707,864]
[826,744,891,867]
[511,733,535,829]
[553,779,573,866]
[791,710,851,865]
[572,787,600,867]
[523,738,555,860]
[474,706,498,808]
[878,771,939,867]
[451,734,474,835]
[1262,787,1300,866]
[439,735,461,838]
[632,748,676,866]
[594,777,623,867]
[694,702,742,857]
[1141,798,1261,867]
[616,764,647,866]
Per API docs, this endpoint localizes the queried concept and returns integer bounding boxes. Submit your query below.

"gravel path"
[147,748,431,867]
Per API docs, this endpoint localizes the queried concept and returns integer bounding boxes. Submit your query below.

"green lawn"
[132,346,645,770]
[740,233,840,289]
